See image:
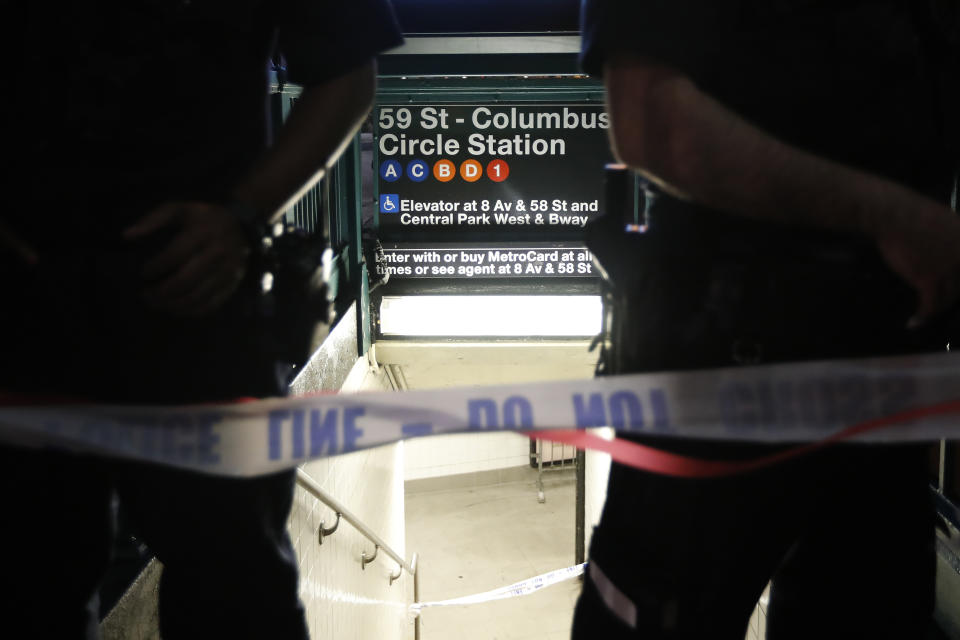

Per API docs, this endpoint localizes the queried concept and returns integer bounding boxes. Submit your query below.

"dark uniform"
[575,1,958,638]
[0,2,401,638]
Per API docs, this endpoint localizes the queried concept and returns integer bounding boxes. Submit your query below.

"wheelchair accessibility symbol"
[379,194,399,213]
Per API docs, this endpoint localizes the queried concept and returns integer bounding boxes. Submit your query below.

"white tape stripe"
[0,351,959,476]
[410,563,585,611]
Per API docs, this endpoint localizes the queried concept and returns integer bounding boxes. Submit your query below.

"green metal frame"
[328,138,371,356]
[375,75,604,106]
[378,52,581,77]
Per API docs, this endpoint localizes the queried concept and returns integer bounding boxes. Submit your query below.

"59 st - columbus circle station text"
[378,106,609,158]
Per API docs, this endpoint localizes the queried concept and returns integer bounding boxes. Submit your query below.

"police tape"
[410,563,586,613]
[1,351,960,477]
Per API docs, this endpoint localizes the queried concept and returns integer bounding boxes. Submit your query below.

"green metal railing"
[271,82,369,357]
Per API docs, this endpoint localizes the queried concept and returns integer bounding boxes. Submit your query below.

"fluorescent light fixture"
[379,295,602,337]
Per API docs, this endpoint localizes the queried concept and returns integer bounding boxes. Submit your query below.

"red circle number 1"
[486,159,510,182]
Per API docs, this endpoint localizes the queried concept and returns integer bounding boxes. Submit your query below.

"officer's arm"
[231,60,376,220]
[123,61,376,316]
[605,52,960,325]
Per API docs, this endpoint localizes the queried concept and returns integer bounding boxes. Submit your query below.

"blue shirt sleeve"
[278,0,404,86]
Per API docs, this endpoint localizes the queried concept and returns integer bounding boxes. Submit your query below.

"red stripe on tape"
[530,399,960,478]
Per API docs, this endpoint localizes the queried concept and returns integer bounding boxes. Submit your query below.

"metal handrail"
[295,468,416,575]
[411,553,421,640]
[295,468,421,639]
[318,512,341,544]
